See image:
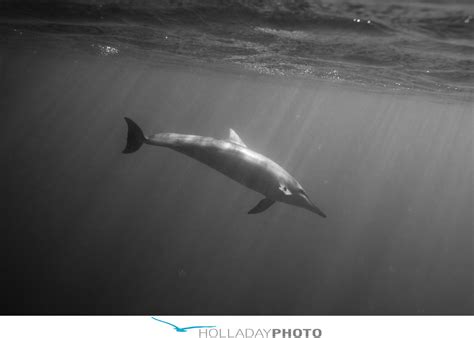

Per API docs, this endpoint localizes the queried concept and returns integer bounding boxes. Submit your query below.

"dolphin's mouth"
[304,196,327,218]
[309,204,327,218]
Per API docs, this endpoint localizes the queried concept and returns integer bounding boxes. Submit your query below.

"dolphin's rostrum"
[123,117,326,217]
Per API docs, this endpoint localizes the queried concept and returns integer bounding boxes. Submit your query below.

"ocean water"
[1,0,473,314]
[1,0,473,95]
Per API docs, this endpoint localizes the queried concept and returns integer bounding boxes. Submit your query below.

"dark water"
[1,0,473,314]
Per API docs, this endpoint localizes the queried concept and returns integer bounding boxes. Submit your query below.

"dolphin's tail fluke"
[123,117,146,153]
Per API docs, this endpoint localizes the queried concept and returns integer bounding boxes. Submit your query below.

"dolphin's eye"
[279,184,292,195]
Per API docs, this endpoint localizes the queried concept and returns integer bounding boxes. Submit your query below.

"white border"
[0,316,473,338]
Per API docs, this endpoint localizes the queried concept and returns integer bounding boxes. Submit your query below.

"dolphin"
[123,117,326,217]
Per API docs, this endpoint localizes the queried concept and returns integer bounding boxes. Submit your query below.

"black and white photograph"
[1,0,472,321]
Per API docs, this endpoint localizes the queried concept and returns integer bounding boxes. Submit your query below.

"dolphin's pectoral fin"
[248,198,275,214]
[228,129,247,147]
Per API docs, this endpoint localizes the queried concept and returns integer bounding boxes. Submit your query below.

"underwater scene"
[1,0,472,314]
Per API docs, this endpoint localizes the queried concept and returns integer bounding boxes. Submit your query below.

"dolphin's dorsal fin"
[228,129,247,147]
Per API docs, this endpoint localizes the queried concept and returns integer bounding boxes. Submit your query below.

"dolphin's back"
[146,133,285,196]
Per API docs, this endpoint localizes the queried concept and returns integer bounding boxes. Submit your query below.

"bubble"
[95,44,119,56]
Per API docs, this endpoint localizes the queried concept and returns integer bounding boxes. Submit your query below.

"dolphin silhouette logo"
[123,118,326,217]
[151,317,216,332]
